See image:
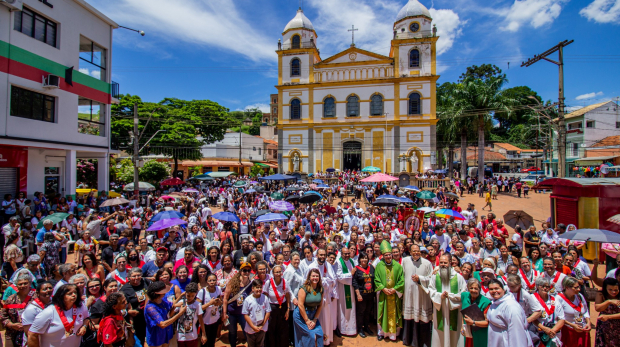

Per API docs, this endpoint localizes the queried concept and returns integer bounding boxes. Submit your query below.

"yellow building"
[276,0,439,174]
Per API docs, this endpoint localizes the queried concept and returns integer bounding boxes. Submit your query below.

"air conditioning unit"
[42,75,60,89]
[0,0,23,11]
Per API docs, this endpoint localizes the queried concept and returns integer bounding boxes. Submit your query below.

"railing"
[394,30,434,40]
[111,81,120,99]
[410,178,452,190]
[279,41,316,51]
[314,66,394,82]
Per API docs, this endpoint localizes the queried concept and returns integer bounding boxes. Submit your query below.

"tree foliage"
[111,95,231,173]
[249,164,263,177]
[458,64,506,83]
[139,160,171,183]
[77,159,98,187]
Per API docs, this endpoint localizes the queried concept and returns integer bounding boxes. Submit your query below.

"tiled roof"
[466,150,507,161]
[591,135,620,148]
[493,143,523,152]
[565,101,613,119]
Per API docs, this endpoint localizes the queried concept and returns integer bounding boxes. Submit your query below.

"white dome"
[395,0,432,22]
[284,9,315,32]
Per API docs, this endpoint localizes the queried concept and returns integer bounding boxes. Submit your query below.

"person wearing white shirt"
[339,223,352,243]
[505,274,543,328]
[343,210,359,229]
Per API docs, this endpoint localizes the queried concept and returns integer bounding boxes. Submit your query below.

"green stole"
[435,274,458,332]
[339,257,355,309]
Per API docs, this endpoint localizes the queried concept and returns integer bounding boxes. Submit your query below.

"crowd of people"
[0,170,619,347]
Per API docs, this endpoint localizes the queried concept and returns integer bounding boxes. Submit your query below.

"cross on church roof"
[348,25,358,47]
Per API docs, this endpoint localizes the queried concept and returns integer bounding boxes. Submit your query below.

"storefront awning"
[207,172,237,178]
[574,155,619,166]
[253,162,278,168]
[542,158,577,164]
[181,160,253,167]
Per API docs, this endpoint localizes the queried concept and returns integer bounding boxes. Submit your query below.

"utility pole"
[133,103,139,200]
[239,121,242,174]
[521,40,574,178]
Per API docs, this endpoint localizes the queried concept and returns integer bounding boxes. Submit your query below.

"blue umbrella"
[377,194,399,200]
[212,211,240,222]
[259,174,297,181]
[256,213,290,223]
[403,185,420,191]
[316,184,329,189]
[326,168,336,172]
[312,179,324,184]
[305,191,323,198]
[397,197,414,203]
[434,169,447,174]
[150,210,185,222]
[245,189,257,194]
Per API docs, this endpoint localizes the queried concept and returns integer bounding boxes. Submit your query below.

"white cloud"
[580,0,620,23]
[565,105,584,112]
[429,9,464,55]
[305,0,461,56]
[501,0,568,32]
[89,0,274,62]
[576,91,604,100]
[243,103,271,113]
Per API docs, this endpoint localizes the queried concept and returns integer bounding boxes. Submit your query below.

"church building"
[276,0,439,174]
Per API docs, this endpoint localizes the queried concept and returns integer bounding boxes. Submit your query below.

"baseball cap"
[480,268,496,276]
[239,262,252,270]
[156,247,168,253]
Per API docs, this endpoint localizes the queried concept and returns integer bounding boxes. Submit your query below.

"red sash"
[4,290,35,309]
[397,258,402,264]
[208,260,220,270]
[55,304,78,335]
[550,271,561,288]
[534,293,556,316]
[558,293,583,314]
[481,284,489,294]
[114,272,127,285]
[283,261,291,266]
[270,278,286,306]
[520,269,538,289]
[356,266,370,275]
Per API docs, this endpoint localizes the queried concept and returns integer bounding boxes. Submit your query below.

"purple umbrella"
[147,218,187,231]
[182,188,199,193]
[269,201,295,211]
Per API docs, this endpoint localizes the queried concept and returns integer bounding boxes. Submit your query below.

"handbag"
[79,318,99,347]
[583,285,600,302]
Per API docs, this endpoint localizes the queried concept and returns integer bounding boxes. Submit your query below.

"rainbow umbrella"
[435,208,465,220]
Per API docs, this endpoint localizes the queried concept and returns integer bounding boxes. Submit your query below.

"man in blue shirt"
[142,247,169,279]
[35,219,55,244]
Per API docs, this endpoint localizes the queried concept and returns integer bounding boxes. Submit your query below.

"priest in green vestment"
[374,240,405,341]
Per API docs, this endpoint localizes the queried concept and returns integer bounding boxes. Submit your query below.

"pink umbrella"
[160,195,175,201]
[360,173,398,182]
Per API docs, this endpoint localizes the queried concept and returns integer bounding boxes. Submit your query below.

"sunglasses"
[241,269,251,273]
[88,285,101,290]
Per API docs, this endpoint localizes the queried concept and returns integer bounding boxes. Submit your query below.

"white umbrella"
[123,182,156,192]
[418,207,436,213]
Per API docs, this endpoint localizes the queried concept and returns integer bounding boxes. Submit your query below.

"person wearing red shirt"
[174,247,200,276]
[496,220,509,245]
[98,292,128,347]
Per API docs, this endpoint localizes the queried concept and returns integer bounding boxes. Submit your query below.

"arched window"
[290,58,301,77]
[370,94,383,116]
[346,95,360,117]
[290,99,301,120]
[292,35,301,49]
[323,97,335,117]
[408,93,421,115]
[409,49,420,68]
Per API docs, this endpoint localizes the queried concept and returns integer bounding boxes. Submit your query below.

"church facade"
[276,0,439,174]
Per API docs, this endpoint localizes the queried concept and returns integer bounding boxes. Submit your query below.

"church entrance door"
[342,141,362,171]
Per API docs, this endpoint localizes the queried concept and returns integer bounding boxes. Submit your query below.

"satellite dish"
[601,164,609,174]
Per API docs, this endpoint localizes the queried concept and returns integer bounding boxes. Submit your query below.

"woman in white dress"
[556,276,591,347]
[486,279,533,347]
[532,276,565,346]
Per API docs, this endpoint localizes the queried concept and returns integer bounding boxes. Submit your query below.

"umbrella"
[416,191,436,199]
[286,187,303,192]
[271,192,284,200]
[245,189,257,194]
[256,213,290,223]
[445,192,459,200]
[182,188,199,193]
[160,196,175,201]
[161,177,185,186]
[559,229,620,243]
[377,194,399,200]
[189,174,214,181]
[99,197,131,207]
[434,169,447,174]
[146,218,187,231]
[37,213,70,228]
[305,191,323,197]
[309,184,317,190]
[503,210,535,230]
[435,209,465,220]
[317,184,329,189]
[251,181,258,184]
[360,173,398,182]
[403,185,420,191]
[326,168,336,172]
[212,212,240,223]
[397,197,414,204]
[607,214,620,225]
[270,201,295,211]
[361,166,381,173]
[198,197,207,203]
[285,195,301,202]
[417,207,436,213]
[150,210,185,222]
[259,174,297,181]
[251,210,271,218]
[372,198,398,207]
[233,181,248,187]
[312,179,324,184]
[123,182,156,191]
[299,191,322,204]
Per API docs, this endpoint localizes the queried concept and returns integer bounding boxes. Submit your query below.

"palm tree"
[451,76,516,183]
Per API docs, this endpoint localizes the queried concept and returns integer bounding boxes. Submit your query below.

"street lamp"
[119,25,145,36]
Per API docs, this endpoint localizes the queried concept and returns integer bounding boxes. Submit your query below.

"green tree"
[111,95,231,173]
[249,164,263,177]
[139,160,170,183]
[458,64,506,83]
[115,158,135,184]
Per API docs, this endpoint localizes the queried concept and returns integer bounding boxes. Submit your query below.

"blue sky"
[89,0,620,113]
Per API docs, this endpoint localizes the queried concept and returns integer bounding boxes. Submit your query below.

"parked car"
[520,174,546,184]
[520,166,541,173]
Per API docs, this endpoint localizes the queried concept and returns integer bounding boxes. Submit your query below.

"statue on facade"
[409,155,418,173]
[293,153,300,172]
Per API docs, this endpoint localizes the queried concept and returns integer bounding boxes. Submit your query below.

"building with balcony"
[276,0,438,174]
[0,0,118,199]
